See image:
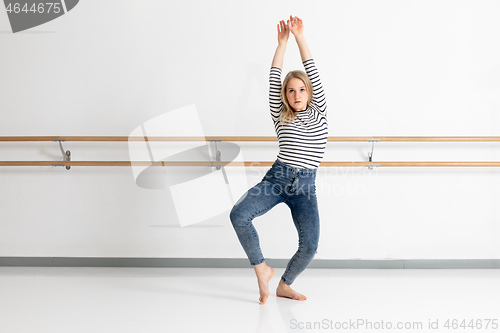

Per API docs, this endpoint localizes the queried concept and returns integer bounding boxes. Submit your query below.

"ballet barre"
[2,136,500,142]
[0,136,499,169]
[0,161,499,167]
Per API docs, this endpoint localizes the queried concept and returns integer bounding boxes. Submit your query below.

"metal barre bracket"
[367,139,380,163]
[52,139,71,170]
[207,139,229,184]
[208,139,222,171]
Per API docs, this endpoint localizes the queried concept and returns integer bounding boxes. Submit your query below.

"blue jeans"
[230,158,320,285]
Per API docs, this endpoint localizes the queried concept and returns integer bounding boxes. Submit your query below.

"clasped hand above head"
[277,15,304,44]
[287,15,304,37]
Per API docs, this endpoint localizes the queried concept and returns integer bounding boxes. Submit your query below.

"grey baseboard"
[0,257,499,268]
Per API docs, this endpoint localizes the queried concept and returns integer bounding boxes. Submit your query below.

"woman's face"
[286,78,308,111]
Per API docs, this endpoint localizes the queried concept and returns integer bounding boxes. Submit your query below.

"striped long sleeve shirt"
[269,59,328,169]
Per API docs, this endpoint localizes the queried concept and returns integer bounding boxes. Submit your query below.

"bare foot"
[276,279,307,301]
[253,262,275,305]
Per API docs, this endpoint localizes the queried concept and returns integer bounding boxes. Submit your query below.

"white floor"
[0,267,499,333]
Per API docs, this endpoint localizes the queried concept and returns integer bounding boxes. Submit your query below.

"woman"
[230,15,328,305]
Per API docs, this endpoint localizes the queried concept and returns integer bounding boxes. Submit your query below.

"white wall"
[1,0,499,259]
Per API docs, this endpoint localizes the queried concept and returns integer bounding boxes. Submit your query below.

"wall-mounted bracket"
[208,139,222,170]
[208,139,229,184]
[52,139,71,170]
[367,139,380,170]
[367,139,380,162]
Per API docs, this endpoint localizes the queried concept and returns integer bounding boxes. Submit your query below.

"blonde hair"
[279,70,313,125]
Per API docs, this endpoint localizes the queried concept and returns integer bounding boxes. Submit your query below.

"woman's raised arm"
[288,15,312,62]
[271,20,289,69]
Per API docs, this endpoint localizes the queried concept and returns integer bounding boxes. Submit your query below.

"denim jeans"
[230,158,320,285]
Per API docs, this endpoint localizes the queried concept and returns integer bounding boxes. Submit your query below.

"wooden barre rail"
[1,136,499,168]
[1,136,500,142]
[1,161,500,167]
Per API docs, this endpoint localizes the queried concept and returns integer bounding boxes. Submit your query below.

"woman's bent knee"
[230,204,248,228]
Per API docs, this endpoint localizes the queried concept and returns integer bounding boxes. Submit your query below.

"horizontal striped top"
[269,59,328,169]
